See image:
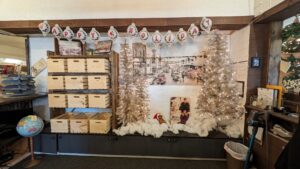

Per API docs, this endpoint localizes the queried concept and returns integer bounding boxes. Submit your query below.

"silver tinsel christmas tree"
[133,69,150,123]
[196,31,244,126]
[116,41,149,125]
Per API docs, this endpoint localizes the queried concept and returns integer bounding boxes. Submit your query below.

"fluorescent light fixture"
[3,58,23,64]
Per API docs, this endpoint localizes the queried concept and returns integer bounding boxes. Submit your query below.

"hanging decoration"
[176,28,187,44]
[164,30,175,47]
[152,30,163,48]
[200,17,212,33]
[89,28,101,43]
[127,23,138,37]
[76,28,88,44]
[38,20,50,37]
[40,19,214,44]
[107,26,119,40]
[63,26,74,41]
[51,24,63,39]
[139,27,150,41]
[188,23,200,39]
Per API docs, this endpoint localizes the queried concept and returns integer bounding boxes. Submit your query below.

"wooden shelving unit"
[47,40,119,131]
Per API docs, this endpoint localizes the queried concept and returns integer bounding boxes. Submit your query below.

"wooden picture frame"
[236,81,245,97]
[93,40,113,54]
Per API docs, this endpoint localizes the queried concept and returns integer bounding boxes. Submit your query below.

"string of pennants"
[38,17,212,46]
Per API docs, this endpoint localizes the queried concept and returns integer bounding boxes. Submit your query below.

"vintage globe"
[16,115,44,137]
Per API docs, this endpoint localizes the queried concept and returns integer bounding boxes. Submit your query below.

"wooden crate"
[50,113,71,133]
[47,59,66,72]
[87,75,109,89]
[70,113,89,133]
[89,113,111,134]
[48,76,64,90]
[67,94,87,108]
[48,94,67,108]
[67,59,86,72]
[86,59,109,73]
[88,94,110,108]
[65,76,88,89]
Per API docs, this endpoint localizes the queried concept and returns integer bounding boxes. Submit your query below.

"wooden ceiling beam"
[0,16,253,34]
[253,0,300,23]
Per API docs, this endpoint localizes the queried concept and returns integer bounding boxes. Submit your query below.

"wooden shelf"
[48,54,111,59]
[0,16,254,34]
[48,72,111,76]
[245,105,267,112]
[269,111,299,124]
[48,89,112,94]
[253,0,300,23]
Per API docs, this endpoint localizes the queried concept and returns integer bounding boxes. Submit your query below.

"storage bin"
[88,94,110,108]
[48,76,64,90]
[87,75,109,89]
[86,59,109,73]
[89,113,111,134]
[67,59,86,72]
[67,94,87,108]
[65,76,88,89]
[48,94,67,108]
[70,113,89,133]
[47,59,66,72]
[50,113,71,133]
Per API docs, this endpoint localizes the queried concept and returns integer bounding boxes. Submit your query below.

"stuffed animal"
[153,113,166,124]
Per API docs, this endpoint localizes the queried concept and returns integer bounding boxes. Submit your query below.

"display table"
[34,126,242,158]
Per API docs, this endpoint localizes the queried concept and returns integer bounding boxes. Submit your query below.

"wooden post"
[267,21,283,85]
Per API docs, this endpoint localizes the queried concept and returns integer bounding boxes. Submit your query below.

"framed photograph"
[251,57,261,68]
[93,40,113,54]
[58,40,82,56]
[170,97,190,125]
[236,81,244,97]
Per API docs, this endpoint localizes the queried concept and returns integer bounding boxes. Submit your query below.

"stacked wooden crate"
[47,45,118,134]
[47,57,111,108]
[50,112,111,134]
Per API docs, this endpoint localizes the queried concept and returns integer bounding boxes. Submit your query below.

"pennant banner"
[38,17,212,45]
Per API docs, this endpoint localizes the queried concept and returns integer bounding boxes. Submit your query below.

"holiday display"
[139,27,150,41]
[164,30,175,46]
[188,23,200,39]
[127,23,138,36]
[280,17,300,94]
[107,26,119,40]
[63,26,74,41]
[51,24,63,39]
[76,28,88,44]
[38,20,50,36]
[89,28,101,42]
[281,54,300,93]
[176,28,187,44]
[194,31,244,126]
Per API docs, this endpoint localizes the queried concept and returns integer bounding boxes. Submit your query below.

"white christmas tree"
[132,69,150,123]
[195,30,244,126]
[116,40,150,126]
[116,41,138,125]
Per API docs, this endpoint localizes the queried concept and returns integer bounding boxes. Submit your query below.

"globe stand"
[24,137,40,168]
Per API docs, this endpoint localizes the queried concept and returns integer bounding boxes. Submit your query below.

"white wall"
[29,37,54,121]
[230,25,250,104]
[0,0,253,21]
